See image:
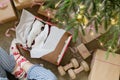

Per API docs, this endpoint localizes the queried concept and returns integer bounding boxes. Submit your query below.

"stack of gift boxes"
[0,0,120,80]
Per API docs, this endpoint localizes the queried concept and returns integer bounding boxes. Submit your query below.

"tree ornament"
[77,14,83,22]
[110,18,117,25]
[79,4,86,14]
[79,4,86,10]
[83,16,88,26]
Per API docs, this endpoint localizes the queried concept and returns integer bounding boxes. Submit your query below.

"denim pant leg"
[27,65,57,80]
[0,65,7,78]
[0,47,15,73]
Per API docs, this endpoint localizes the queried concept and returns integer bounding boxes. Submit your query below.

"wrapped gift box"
[41,32,72,65]
[79,26,106,44]
[37,6,56,19]
[13,0,44,10]
[14,10,72,65]
[0,0,17,23]
[88,49,120,80]
[77,43,91,59]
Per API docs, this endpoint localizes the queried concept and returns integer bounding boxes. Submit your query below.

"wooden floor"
[0,7,104,80]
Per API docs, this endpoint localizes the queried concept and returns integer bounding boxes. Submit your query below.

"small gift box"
[77,43,91,59]
[13,0,44,10]
[0,0,17,23]
[37,6,56,19]
[11,10,72,65]
[88,49,120,80]
[79,25,106,44]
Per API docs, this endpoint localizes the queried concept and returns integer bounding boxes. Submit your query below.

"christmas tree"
[43,0,120,55]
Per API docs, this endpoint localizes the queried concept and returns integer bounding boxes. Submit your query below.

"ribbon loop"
[0,0,9,9]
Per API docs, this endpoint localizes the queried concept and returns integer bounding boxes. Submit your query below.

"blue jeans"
[0,47,57,80]
[0,47,15,79]
[27,65,57,80]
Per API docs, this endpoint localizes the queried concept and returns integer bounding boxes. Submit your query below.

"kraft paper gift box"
[0,0,17,23]
[13,10,72,65]
[37,6,56,19]
[13,0,44,10]
[88,49,120,80]
[77,43,91,59]
[79,26,106,44]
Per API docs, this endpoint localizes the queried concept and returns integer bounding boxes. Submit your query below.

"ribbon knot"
[86,24,95,33]
[0,0,9,9]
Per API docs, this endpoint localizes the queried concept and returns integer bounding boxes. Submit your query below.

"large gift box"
[11,10,72,65]
[79,25,106,43]
[0,0,16,23]
[37,6,56,19]
[13,0,44,10]
[88,49,120,80]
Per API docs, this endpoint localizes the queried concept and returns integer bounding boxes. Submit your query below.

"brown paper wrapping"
[37,6,56,19]
[13,0,44,10]
[88,49,120,80]
[0,0,17,23]
[77,43,91,59]
[79,26,106,43]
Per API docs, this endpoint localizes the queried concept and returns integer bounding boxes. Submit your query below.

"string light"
[108,46,112,50]
[98,3,102,7]
[83,26,86,29]
[96,12,100,16]
[100,42,104,46]
[79,4,86,9]
[90,31,94,36]
[62,21,66,25]
[94,15,97,18]
[77,14,82,20]
[47,12,50,16]
[111,18,117,25]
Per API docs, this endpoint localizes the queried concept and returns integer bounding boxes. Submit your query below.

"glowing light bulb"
[41,6,45,9]
[62,21,66,25]
[90,31,94,36]
[94,15,97,18]
[83,26,86,29]
[96,12,100,16]
[111,18,116,25]
[77,14,82,20]
[98,4,102,7]
[108,46,112,50]
[100,42,103,46]
[47,12,50,16]
[79,5,86,9]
